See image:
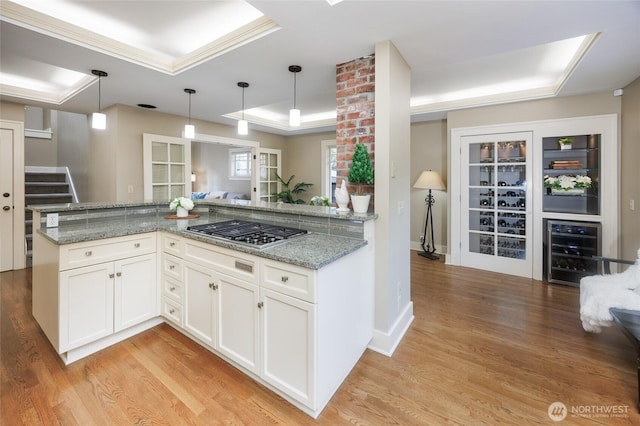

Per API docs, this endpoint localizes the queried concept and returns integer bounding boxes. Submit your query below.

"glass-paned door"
[253,148,281,202]
[461,132,533,278]
[143,134,191,201]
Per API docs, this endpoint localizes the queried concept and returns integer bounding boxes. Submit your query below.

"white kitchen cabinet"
[216,273,260,374]
[183,260,217,347]
[32,232,160,363]
[60,262,114,352]
[260,287,315,406]
[114,253,157,331]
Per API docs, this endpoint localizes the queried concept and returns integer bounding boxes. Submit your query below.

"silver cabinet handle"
[169,242,176,247]
[281,276,289,283]
[85,251,92,256]
[116,272,121,277]
[134,243,140,248]
[169,264,175,270]
[169,309,175,314]
[209,282,218,290]
[257,302,264,309]
[108,273,114,279]
[170,286,176,292]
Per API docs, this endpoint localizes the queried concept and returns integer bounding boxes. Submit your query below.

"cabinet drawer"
[60,233,156,270]
[162,254,183,280]
[162,233,183,257]
[162,276,184,303]
[262,260,316,303]
[161,297,183,327]
[184,240,258,283]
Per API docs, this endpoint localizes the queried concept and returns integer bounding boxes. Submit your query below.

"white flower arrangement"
[169,196,194,211]
[309,195,330,207]
[544,175,592,191]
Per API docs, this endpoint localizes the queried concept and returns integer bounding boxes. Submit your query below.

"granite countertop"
[37,215,367,270]
[29,198,377,222]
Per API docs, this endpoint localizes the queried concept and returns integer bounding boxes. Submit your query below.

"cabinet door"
[60,262,114,352]
[260,288,316,408]
[461,132,533,278]
[216,273,260,374]
[114,253,157,332]
[183,261,216,347]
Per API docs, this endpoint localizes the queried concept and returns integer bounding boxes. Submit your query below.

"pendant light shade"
[184,88,196,139]
[237,82,249,136]
[91,70,108,130]
[288,65,302,127]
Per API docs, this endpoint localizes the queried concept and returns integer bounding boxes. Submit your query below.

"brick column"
[336,55,375,201]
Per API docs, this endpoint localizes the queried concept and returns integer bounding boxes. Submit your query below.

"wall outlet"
[127,184,134,194]
[46,213,59,228]
[630,199,635,211]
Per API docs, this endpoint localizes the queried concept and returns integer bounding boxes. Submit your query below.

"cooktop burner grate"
[186,220,307,248]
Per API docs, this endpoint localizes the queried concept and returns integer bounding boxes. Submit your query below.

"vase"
[551,188,584,196]
[560,144,572,150]
[350,194,371,214]
[176,206,189,217]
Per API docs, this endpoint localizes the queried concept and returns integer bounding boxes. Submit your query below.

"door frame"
[0,120,26,271]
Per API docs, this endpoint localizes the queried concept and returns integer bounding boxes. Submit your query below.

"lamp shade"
[413,170,446,190]
[289,108,301,127]
[238,119,248,135]
[184,124,195,139]
[91,112,106,130]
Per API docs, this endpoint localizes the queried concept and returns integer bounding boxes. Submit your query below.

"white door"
[0,121,25,271]
[460,132,533,278]
[253,148,281,202]
[59,262,115,352]
[143,134,192,201]
[216,273,260,373]
[114,253,157,332]
[183,261,216,347]
[260,287,315,407]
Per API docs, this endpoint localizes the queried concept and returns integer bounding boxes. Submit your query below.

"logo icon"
[548,401,567,422]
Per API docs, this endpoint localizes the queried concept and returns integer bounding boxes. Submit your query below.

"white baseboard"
[367,301,414,357]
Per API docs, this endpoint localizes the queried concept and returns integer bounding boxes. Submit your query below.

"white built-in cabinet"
[32,232,159,362]
[158,232,369,417]
[450,114,619,280]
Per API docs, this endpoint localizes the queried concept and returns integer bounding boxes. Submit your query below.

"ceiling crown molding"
[0,1,280,75]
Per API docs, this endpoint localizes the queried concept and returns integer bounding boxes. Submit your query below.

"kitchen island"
[30,199,375,418]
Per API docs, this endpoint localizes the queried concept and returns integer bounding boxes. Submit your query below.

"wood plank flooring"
[2,255,639,425]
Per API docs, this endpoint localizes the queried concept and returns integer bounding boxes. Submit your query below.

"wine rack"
[546,220,601,286]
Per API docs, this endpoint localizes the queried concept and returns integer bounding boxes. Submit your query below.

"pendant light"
[288,65,302,127]
[91,70,108,130]
[237,82,249,135]
[184,88,196,139]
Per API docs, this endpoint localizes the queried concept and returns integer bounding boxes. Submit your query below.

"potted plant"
[347,143,374,213]
[169,196,194,217]
[544,174,592,195]
[558,137,573,150]
[273,173,313,204]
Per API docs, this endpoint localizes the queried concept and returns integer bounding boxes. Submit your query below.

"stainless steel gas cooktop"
[186,220,308,249]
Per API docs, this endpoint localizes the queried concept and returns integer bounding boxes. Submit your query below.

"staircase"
[25,167,78,265]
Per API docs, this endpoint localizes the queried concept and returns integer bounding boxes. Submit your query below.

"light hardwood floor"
[2,255,639,425]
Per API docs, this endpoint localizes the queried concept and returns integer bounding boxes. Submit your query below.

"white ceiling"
[1,0,639,136]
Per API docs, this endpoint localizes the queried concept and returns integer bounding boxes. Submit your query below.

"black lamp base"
[418,250,440,260]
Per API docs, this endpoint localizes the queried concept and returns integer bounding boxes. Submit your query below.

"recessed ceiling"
[1,0,639,135]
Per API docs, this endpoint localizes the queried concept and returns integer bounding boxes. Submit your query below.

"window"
[229,148,252,179]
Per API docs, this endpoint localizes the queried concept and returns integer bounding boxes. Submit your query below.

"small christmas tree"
[347,143,374,194]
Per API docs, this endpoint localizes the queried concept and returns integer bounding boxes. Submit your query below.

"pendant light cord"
[293,72,297,109]
[97,75,101,112]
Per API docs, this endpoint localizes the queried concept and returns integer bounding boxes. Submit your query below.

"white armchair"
[579,249,640,332]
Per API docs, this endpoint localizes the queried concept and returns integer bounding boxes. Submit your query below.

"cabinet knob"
[134,243,140,248]
[281,276,289,283]
[257,302,264,309]
[213,283,218,291]
[169,242,176,247]
[116,272,122,277]
[169,309,175,314]
[109,273,114,279]
[85,251,92,257]
[2,192,9,198]
[209,282,218,290]
[2,206,10,211]
[169,265,175,270]
[170,286,176,292]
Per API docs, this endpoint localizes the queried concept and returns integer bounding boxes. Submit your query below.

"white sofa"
[579,249,640,332]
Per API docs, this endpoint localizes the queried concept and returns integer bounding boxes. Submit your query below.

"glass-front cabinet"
[461,132,533,277]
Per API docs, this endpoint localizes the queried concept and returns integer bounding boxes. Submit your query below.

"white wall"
[191,142,251,197]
